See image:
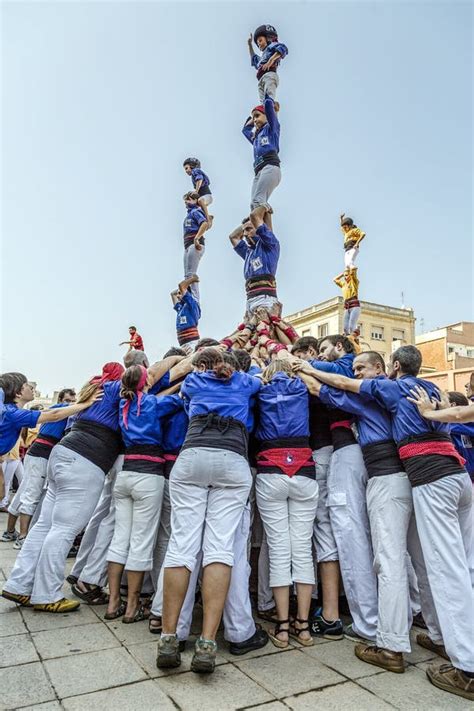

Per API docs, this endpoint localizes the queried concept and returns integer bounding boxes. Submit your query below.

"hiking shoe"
[1,590,32,607]
[13,535,26,550]
[311,615,343,640]
[191,637,217,674]
[34,598,80,613]
[412,611,427,629]
[229,625,269,655]
[343,623,373,644]
[355,644,405,673]
[156,634,181,668]
[416,632,449,661]
[426,663,474,701]
[1,530,18,542]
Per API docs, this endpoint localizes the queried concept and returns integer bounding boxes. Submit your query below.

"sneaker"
[156,634,181,668]
[191,637,217,674]
[13,535,26,550]
[416,632,449,661]
[311,615,343,640]
[343,623,372,644]
[412,611,427,629]
[1,589,32,607]
[1,530,18,542]
[33,598,80,613]
[355,644,405,674]
[229,625,269,655]
[426,663,474,701]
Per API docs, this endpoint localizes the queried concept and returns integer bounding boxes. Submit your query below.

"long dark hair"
[192,348,234,380]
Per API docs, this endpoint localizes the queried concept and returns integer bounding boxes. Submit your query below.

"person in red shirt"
[119,326,144,352]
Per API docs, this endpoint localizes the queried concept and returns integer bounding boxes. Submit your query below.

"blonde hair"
[76,382,101,404]
[261,359,295,384]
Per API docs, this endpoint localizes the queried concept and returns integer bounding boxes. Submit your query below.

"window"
[357,323,364,337]
[448,346,455,354]
[302,329,311,337]
[371,326,384,341]
[467,349,474,358]
[318,323,329,338]
[392,329,405,341]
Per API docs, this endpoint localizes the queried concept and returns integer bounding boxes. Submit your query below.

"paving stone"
[0,661,56,708]
[61,679,176,710]
[105,618,152,645]
[158,663,273,709]
[127,637,228,677]
[215,628,298,662]
[358,663,473,710]
[405,633,440,665]
[283,680,394,709]
[235,648,345,698]
[0,607,27,636]
[17,703,62,711]
[44,647,147,698]
[0,632,39,667]
[21,604,99,632]
[32,621,120,659]
[245,703,288,711]
[300,638,388,678]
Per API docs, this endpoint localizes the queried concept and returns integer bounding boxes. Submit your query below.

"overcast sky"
[1,0,472,394]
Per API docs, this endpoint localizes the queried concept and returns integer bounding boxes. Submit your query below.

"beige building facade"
[416,322,474,391]
[285,297,416,362]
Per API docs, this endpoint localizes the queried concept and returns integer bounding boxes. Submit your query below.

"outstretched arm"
[407,385,474,423]
[148,356,185,388]
[292,361,362,393]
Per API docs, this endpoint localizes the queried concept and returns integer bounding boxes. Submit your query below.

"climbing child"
[183,158,213,224]
[340,214,365,269]
[333,268,361,337]
[247,25,288,103]
[243,99,281,210]
[171,276,201,355]
[182,192,208,302]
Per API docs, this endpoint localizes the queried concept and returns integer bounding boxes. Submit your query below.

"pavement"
[0,511,471,710]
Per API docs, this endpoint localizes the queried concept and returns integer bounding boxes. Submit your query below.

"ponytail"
[192,348,234,381]
[214,362,234,380]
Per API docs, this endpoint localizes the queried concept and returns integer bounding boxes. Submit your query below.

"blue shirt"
[39,403,70,440]
[319,383,394,447]
[181,371,261,426]
[191,168,211,192]
[242,97,280,170]
[174,290,201,332]
[359,375,450,443]
[234,224,280,280]
[149,371,171,396]
[0,404,42,456]
[251,41,288,73]
[309,353,355,378]
[450,422,474,477]
[119,393,181,448]
[183,206,207,237]
[256,373,309,441]
[162,395,189,453]
[77,380,122,432]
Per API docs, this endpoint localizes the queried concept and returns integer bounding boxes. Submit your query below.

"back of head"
[233,349,251,373]
[120,365,147,401]
[448,391,469,407]
[262,358,294,384]
[391,345,422,377]
[58,388,76,403]
[196,337,220,350]
[162,347,187,358]
[319,334,355,355]
[123,350,149,368]
[223,351,240,371]
[362,351,386,373]
[292,336,319,356]
[0,372,27,404]
[192,347,234,380]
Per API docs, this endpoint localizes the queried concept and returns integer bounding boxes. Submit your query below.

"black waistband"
[61,420,123,474]
[398,432,464,487]
[309,398,332,450]
[198,185,211,197]
[254,152,281,175]
[245,274,277,298]
[27,434,60,460]
[258,436,310,451]
[182,413,249,459]
[184,234,205,249]
[122,444,165,476]
[362,440,404,478]
[344,239,357,251]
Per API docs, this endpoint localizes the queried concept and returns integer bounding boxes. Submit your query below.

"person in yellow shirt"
[340,214,365,269]
[333,267,360,337]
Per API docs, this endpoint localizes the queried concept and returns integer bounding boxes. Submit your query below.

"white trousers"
[151,481,172,590]
[71,456,122,585]
[256,473,318,588]
[9,455,47,517]
[328,444,378,641]
[412,472,474,672]
[312,446,337,562]
[1,460,23,508]
[5,445,104,603]
[258,71,279,102]
[164,447,252,570]
[367,472,413,652]
[344,247,359,269]
[107,471,165,571]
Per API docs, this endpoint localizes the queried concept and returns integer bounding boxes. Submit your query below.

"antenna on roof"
[401,291,405,309]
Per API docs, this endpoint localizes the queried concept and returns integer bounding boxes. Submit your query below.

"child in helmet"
[183,158,213,225]
[333,267,361,337]
[242,98,281,210]
[247,25,288,102]
[340,214,366,269]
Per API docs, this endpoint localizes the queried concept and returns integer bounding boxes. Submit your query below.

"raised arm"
[297,371,322,397]
[242,116,255,144]
[37,394,101,424]
[292,361,362,393]
[264,96,279,134]
[229,223,245,248]
[148,356,185,388]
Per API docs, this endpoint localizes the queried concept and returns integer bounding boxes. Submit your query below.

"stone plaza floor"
[0,512,471,710]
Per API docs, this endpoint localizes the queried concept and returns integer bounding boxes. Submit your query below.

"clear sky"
[1,0,472,395]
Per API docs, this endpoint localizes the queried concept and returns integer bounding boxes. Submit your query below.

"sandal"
[149,614,162,634]
[257,606,278,623]
[71,582,109,606]
[104,600,126,620]
[268,619,290,649]
[122,603,150,624]
[290,617,314,647]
